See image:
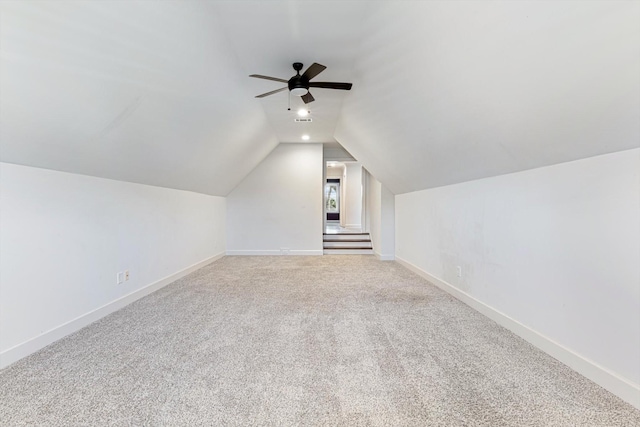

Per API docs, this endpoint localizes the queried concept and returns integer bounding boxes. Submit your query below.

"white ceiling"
[213,1,368,144]
[0,1,279,195]
[334,1,640,193]
[1,1,639,196]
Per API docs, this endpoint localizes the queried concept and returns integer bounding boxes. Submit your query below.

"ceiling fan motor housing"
[288,73,309,96]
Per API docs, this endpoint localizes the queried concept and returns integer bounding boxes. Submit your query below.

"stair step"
[323,248,374,255]
[323,233,371,241]
[323,241,372,249]
[323,238,370,242]
[322,232,373,255]
[323,232,369,235]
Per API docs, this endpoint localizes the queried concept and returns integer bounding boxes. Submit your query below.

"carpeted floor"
[1,256,639,426]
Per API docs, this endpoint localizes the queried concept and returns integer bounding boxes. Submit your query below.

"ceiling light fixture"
[297,108,309,117]
[301,134,310,141]
[290,87,308,97]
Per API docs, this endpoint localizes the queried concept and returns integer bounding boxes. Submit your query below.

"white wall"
[226,143,323,255]
[364,169,395,260]
[344,163,362,229]
[365,170,381,250]
[326,165,344,179]
[380,184,395,258]
[395,149,640,407]
[0,162,226,368]
[323,143,356,162]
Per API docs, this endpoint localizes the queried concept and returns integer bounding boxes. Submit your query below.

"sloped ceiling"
[2,1,639,196]
[0,1,279,196]
[211,1,367,144]
[334,1,640,194]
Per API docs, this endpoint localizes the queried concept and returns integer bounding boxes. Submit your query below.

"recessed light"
[297,109,309,117]
[301,134,310,141]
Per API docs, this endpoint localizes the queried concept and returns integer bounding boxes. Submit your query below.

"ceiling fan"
[250,62,352,104]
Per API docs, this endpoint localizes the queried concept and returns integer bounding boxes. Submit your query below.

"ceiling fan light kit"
[250,62,352,105]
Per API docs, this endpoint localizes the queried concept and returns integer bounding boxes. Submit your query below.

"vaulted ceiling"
[1,1,638,196]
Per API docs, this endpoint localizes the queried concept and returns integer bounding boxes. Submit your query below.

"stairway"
[323,233,374,255]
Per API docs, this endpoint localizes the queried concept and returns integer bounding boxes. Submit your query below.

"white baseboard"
[0,252,225,370]
[226,250,323,256]
[375,251,395,261]
[395,256,640,410]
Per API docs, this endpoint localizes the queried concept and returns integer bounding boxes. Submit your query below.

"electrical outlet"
[456,266,462,277]
[124,270,130,281]
[116,272,124,284]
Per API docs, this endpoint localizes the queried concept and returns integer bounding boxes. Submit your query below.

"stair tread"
[323,239,371,242]
[323,246,373,250]
[322,233,369,236]
[324,242,371,245]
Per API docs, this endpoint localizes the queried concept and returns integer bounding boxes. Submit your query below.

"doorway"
[323,161,364,234]
[325,178,340,222]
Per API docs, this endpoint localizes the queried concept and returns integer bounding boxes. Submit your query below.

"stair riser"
[323,234,371,241]
[324,249,374,255]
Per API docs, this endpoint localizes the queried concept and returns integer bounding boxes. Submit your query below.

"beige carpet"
[1,255,638,426]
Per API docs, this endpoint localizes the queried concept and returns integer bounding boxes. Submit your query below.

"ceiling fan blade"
[302,63,326,80]
[255,87,288,98]
[301,92,315,104]
[249,74,288,83]
[309,82,353,90]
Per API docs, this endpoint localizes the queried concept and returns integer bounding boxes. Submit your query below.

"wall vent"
[294,118,313,123]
